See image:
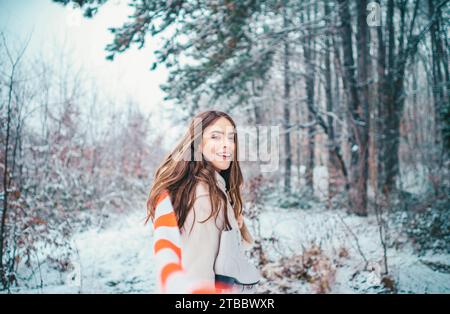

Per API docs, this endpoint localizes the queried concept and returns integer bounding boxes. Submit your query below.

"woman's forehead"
[205,118,236,134]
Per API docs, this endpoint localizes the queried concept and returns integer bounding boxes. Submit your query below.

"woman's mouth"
[216,153,231,160]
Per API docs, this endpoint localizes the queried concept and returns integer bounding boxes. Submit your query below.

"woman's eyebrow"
[210,130,236,135]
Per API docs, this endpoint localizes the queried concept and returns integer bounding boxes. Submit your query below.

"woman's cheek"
[205,143,218,161]
[208,143,217,159]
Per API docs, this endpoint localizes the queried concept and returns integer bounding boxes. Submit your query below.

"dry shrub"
[261,243,339,293]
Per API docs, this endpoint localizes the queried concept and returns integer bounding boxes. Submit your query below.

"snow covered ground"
[5,208,156,294]
[4,203,450,294]
[253,207,450,293]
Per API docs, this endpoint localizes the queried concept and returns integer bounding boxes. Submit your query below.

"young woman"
[146,110,260,293]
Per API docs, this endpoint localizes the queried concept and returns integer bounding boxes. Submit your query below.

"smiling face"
[200,117,236,171]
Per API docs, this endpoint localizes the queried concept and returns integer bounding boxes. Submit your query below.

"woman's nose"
[224,137,233,147]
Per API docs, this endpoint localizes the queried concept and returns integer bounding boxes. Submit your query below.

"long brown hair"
[145,110,252,243]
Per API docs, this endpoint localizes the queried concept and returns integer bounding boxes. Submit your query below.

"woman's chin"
[212,161,231,171]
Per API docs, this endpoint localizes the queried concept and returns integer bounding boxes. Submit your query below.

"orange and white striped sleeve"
[152,190,233,294]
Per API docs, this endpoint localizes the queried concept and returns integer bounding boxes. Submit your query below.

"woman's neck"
[214,170,227,192]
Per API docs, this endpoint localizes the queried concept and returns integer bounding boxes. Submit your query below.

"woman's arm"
[153,188,232,293]
[240,221,255,250]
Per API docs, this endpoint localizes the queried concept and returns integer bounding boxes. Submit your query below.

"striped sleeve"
[152,190,234,294]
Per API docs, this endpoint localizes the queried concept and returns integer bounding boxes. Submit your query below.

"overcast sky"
[0,0,185,148]
[0,0,169,112]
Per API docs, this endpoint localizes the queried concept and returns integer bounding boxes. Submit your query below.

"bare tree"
[0,33,30,289]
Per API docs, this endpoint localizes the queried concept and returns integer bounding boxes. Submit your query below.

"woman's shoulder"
[194,180,210,199]
[180,181,222,231]
[192,180,225,226]
[190,181,211,218]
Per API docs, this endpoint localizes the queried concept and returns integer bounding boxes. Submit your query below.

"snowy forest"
[0,0,449,294]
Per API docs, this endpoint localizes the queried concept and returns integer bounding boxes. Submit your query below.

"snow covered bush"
[259,243,337,294]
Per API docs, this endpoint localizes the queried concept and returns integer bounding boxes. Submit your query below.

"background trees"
[55,0,448,212]
[1,0,448,292]
[0,34,160,290]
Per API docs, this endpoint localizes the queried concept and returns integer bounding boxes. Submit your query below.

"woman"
[146,110,260,293]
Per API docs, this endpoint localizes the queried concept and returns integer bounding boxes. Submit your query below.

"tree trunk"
[324,0,338,205]
[338,0,369,215]
[376,0,387,195]
[428,0,450,154]
[283,2,292,194]
[303,4,316,192]
[356,0,370,215]
[1,64,15,288]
